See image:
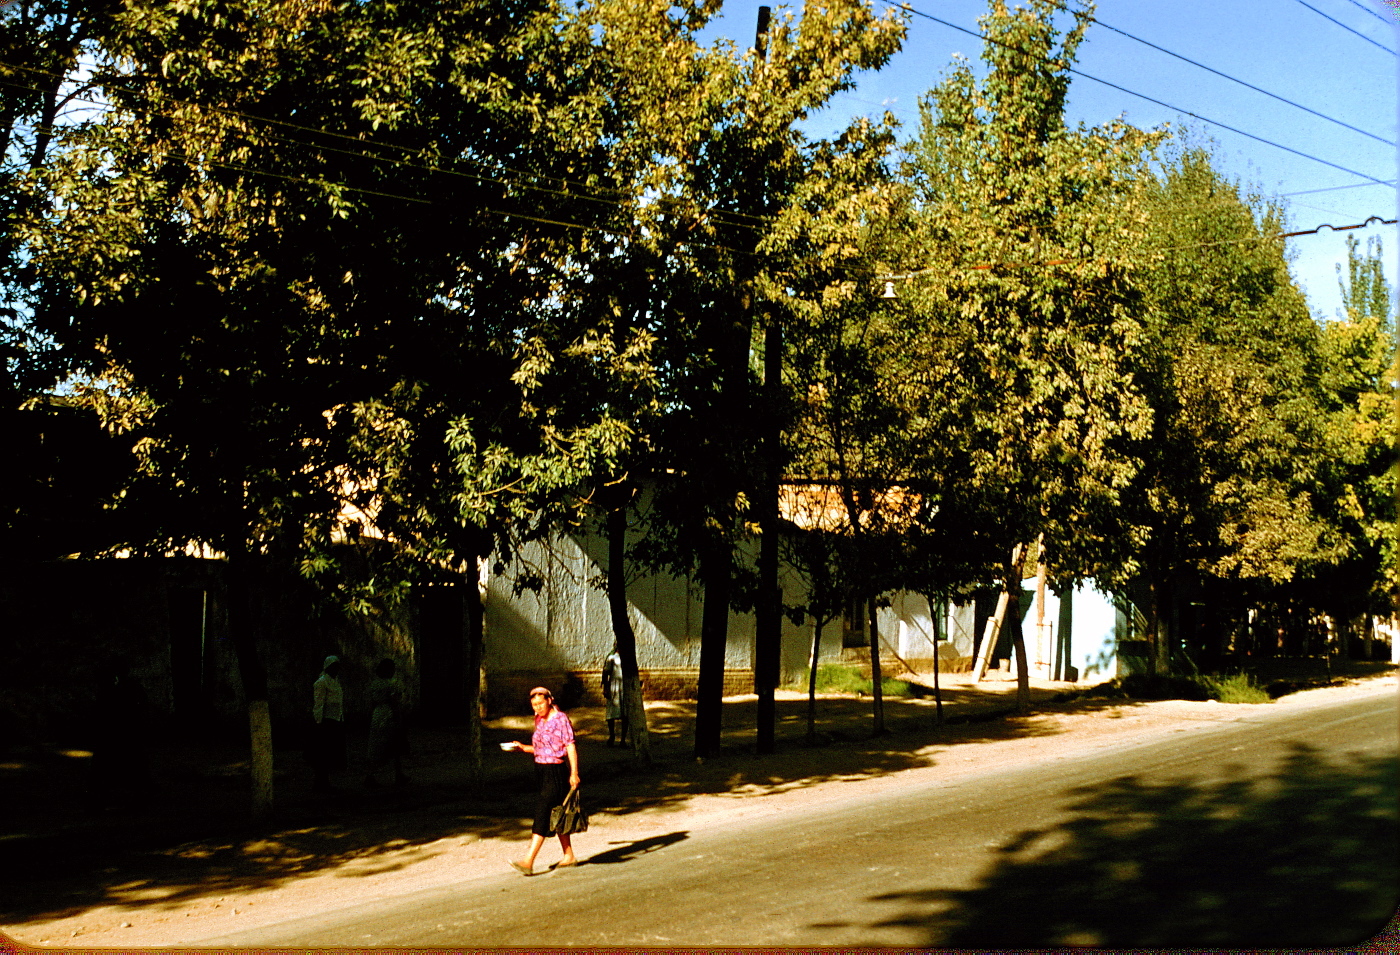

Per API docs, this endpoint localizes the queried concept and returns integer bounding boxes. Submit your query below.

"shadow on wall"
[483,582,600,715]
[837,743,1399,948]
[570,528,752,672]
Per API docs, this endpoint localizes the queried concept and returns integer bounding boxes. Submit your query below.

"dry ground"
[3,671,1395,950]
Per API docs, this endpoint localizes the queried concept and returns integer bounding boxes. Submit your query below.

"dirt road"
[3,674,1395,949]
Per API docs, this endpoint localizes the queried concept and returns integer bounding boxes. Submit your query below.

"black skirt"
[532,761,571,837]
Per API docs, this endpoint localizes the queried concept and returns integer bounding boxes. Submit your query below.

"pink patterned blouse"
[532,708,575,764]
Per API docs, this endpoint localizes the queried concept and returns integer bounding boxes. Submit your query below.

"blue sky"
[704,0,1398,322]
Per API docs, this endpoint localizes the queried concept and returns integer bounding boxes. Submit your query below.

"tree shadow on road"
[0,800,529,927]
[586,693,1143,818]
[831,743,1399,948]
[0,690,1135,932]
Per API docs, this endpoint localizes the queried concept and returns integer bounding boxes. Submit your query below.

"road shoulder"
[3,673,1395,949]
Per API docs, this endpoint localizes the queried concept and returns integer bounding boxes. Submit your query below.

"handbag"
[549,786,588,835]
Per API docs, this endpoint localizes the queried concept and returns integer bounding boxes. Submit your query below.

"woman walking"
[504,686,580,875]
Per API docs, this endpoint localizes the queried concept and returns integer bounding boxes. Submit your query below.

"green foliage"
[1111,672,1269,703]
[1131,146,1334,588]
[1305,235,1397,618]
[890,0,1160,591]
[790,663,916,698]
[1199,673,1272,704]
[1104,142,1361,669]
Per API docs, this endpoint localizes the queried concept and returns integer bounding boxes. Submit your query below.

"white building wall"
[1072,585,1121,682]
[1004,582,1120,684]
[482,528,1128,688]
[484,532,793,676]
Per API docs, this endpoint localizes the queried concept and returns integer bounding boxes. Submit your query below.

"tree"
[1126,146,1340,669]
[19,0,700,810]
[1300,235,1396,650]
[607,0,905,758]
[892,0,1157,705]
[2,0,134,559]
[2,0,115,390]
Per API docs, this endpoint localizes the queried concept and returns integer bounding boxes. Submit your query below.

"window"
[842,597,866,649]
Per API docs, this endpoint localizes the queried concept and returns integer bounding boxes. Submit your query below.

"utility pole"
[695,6,774,760]
[751,5,783,756]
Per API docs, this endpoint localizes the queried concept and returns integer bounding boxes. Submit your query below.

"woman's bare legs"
[512,832,574,874]
[513,834,547,873]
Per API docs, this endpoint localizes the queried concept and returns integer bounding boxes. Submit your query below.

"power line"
[1291,0,1397,54]
[904,4,1393,187]
[21,81,1395,290]
[1078,71,1390,185]
[12,111,764,261]
[1085,14,1394,146]
[878,215,1398,283]
[0,59,774,232]
[1344,0,1396,25]
[945,0,1393,144]
[2,31,1389,274]
[1281,180,1397,196]
[1283,214,1397,235]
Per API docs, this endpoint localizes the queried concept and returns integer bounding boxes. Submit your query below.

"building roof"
[777,481,922,532]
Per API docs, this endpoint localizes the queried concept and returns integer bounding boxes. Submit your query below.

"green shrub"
[1200,673,1272,704]
[789,664,916,698]
[880,676,916,698]
[815,663,870,694]
[1117,672,1271,704]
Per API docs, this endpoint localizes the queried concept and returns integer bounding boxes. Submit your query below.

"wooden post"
[1034,536,1047,676]
[972,592,1009,682]
[973,543,1025,683]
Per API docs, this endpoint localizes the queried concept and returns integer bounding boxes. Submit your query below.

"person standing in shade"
[504,686,580,875]
[364,658,408,787]
[311,655,345,793]
[602,647,628,748]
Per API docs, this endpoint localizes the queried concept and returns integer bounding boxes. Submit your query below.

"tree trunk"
[806,617,824,743]
[695,539,731,758]
[923,593,944,726]
[1142,573,1161,678]
[868,596,886,735]
[607,502,651,765]
[247,698,273,814]
[1149,573,1173,677]
[1007,547,1030,711]
[461,558,486,790]
[1010,591,1030,712]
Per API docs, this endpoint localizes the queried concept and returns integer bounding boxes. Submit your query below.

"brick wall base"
[486,667,752,716]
